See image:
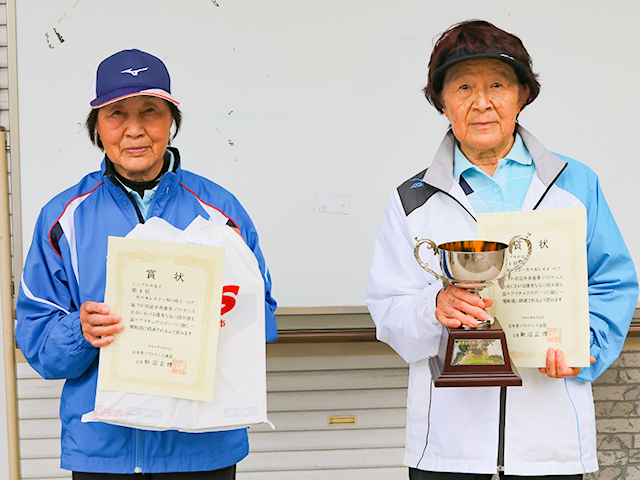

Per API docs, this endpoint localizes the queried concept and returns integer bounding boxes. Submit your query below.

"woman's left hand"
[538,348,596,378]
[80,301,123,348]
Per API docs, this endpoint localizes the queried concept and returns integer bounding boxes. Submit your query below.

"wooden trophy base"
[429,319,521,388]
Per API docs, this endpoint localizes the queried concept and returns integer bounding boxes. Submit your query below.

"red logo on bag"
[221,285,240,316]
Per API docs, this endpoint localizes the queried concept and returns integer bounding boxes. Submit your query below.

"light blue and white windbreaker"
[366,126,638,476]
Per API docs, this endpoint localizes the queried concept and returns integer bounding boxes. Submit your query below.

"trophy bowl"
[439,240,511,288]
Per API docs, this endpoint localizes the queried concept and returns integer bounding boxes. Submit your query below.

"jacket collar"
[516,125,566,187]
[423,125,567,193]
[101,146,182,177]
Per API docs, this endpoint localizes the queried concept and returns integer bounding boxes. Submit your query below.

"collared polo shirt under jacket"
[453,133,536,214]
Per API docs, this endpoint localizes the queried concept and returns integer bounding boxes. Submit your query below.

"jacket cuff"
[416,279,444,327]
[70,311,94,349]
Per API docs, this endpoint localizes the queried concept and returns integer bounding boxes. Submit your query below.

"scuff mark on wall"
[53,28,65,44]
[45,28,65,49]
[46,0,83,49]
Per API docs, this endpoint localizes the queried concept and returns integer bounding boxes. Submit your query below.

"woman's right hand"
[435,285,493,329]
[80,301,123,348]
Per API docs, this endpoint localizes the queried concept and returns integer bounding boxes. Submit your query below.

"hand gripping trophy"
[414,235,532,387]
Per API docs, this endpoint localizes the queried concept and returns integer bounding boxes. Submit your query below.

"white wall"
[13,0,640,307]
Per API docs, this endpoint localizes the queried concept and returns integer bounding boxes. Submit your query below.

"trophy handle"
[414,238,448,286]
[505,233,532,278]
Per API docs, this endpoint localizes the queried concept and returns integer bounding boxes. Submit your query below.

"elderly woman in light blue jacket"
[366,20,638,480]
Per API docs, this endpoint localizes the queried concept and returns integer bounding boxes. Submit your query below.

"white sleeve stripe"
[58,193,92,283]
[21,277,71,316]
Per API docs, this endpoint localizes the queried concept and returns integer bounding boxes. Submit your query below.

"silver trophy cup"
[414,235,532,328]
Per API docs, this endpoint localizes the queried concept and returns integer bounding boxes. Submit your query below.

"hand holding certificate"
[99,236,226,402]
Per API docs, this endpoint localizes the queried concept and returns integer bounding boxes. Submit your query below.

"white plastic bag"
[82,217,273,432]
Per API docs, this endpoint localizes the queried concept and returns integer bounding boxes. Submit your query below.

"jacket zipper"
[497,386,507,473]
[134,428,142,473]
[108,176,146,224]
[124,189,145,224]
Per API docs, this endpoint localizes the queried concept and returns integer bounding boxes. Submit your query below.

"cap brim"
[432,53,530,90]
[90,88,179,108]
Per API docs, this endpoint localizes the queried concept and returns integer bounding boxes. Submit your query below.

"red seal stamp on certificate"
[171,359,188,375]
[547,327,562,343]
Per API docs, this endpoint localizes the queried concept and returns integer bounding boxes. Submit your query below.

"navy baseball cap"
[90,49,179,108]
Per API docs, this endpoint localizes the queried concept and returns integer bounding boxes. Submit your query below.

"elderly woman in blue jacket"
[16,49,277,479]
[366,20,638,479]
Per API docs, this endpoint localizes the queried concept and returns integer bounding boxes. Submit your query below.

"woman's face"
[96,96,174,181]
[441,58,529,163]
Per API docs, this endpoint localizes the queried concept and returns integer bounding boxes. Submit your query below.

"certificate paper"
[99,236,225,401]
[477,208,590,368]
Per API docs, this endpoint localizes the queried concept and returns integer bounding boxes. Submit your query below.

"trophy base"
[429,320,521,388]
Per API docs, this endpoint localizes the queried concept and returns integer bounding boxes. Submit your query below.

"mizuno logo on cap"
[120,67,149,76]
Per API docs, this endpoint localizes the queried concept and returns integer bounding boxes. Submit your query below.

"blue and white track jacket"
[366,126,638,475]
[16,148,277,474]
